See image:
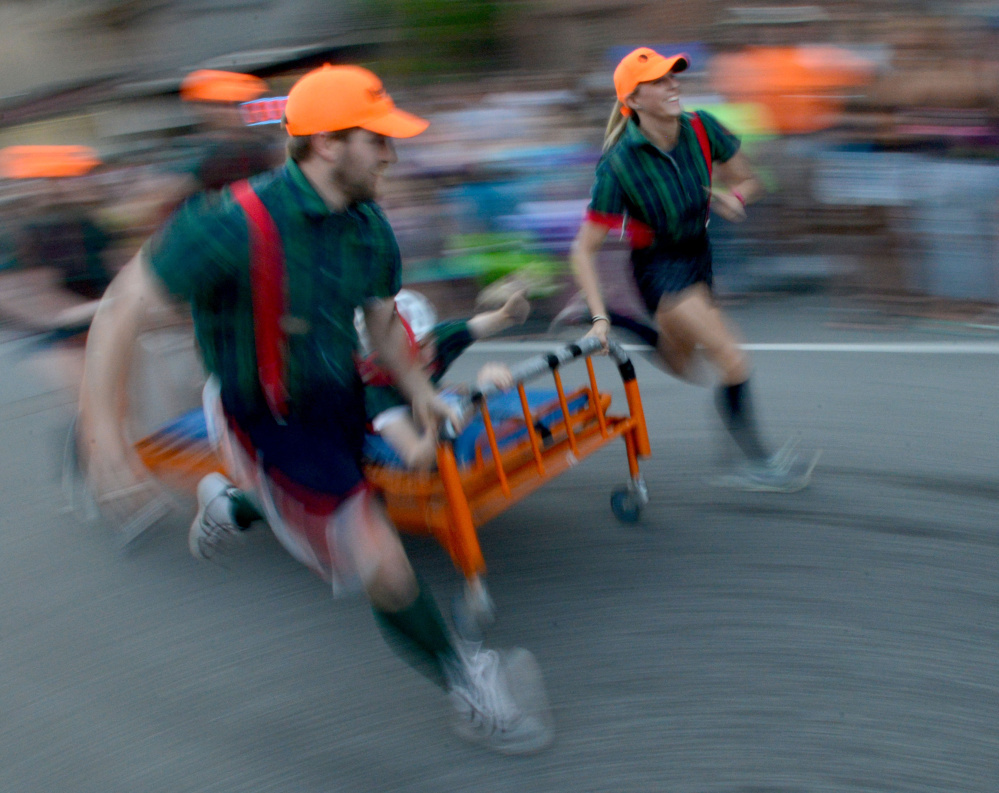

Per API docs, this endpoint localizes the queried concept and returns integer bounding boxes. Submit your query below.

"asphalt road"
[2,296,998,793]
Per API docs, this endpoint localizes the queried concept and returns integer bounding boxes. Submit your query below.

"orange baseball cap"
[614,47,690,116]
[181,70,268,103]
[283,64,428,138]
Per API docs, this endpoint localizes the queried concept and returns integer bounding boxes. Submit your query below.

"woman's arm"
[709,150,764,223]
[569,220,612,344]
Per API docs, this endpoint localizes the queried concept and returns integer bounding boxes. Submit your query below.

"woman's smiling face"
[628,71,683,121]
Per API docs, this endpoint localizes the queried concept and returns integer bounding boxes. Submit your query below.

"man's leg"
[337,490,553,754]
[189,377,268,560]
[349,492,456,687]
[195,399,553,753]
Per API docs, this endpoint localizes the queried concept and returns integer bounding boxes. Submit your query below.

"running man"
[77,64,553,754]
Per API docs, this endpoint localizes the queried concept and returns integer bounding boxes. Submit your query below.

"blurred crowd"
[1,4,998,398]
[0,70,284,397]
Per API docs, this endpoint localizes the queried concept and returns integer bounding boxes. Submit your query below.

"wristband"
[731,190,746,208]
[590,314,610,325]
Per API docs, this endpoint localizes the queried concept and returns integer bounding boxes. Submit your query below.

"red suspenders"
[229,181,416,417]
[690,111,713,223]
[230,179,289,420]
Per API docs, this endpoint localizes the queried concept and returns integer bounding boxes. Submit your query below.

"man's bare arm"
[78,249,181,495]
[363,298,435,405]
[363,298,460,434]
[379,415,438,471]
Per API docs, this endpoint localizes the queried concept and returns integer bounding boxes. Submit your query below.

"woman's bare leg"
[654,283,748,385]
[654,284,768,461]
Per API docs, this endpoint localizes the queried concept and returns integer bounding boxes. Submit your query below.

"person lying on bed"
[361,287,530,470]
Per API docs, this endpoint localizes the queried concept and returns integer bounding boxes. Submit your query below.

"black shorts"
[224,379,367,497]
[632,235,713,314]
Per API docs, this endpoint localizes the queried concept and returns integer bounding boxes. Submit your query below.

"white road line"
[745,342,999,353]
[470,341,999,355]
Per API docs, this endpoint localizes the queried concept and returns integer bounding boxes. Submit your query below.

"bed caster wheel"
[452,578,495,642]
[610,486,642,523]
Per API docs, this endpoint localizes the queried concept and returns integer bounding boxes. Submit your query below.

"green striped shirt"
[146,159,401,418]
[588,111,740,246]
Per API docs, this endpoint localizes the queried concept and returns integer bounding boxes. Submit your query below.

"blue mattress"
[146,408,211,444]
[364,387,590,469]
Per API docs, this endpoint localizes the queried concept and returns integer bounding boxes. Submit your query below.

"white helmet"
[393,289,437,342]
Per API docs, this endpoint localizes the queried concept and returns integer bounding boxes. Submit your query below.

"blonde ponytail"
[602,100,629,152]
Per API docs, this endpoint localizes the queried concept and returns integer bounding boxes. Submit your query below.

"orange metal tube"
[517,383,546,475]
[478,400,511,497]
[552,370,579,457]
[623,379,651,456]
[624,427,640,477]
[436,443,485,577]
[585,357,608,437]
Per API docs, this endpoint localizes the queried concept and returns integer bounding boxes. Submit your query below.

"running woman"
[570,47,815,492]
[78,64,553,754]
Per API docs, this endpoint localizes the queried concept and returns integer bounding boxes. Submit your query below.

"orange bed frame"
[135,336,650,623]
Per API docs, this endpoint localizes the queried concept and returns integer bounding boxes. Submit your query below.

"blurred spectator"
[711,45,874,136]
[162,69,281,209]
[0,156,118,393]
[0,150,114,338]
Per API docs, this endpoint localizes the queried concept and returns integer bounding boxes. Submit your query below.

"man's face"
[332,129,397,202]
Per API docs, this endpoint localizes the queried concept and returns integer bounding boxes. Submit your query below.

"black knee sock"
[231,490,264,530]
[715,380,769,462]
[373,583,457,690]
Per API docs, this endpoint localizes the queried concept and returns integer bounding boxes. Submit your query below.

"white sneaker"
[188,473,243,561]
[446,642,554,755]
[714,444,821,494]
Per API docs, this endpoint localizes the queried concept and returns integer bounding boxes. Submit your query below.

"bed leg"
[437,443,485,577]
[624,430,640,478]
[630,473,649,506]
[452,575,496,641]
